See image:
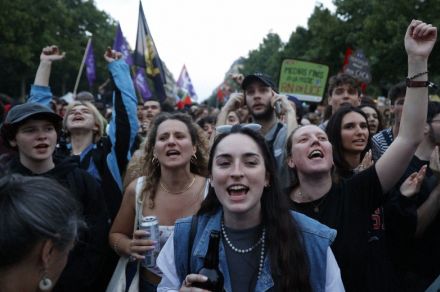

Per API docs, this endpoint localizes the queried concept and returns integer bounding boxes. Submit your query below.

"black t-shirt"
[290,166,383,292]
[385,156,440,288]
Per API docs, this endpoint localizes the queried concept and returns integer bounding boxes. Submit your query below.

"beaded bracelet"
[407,71,428,80]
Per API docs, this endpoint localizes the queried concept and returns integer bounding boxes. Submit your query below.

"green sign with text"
[279,59,329,102]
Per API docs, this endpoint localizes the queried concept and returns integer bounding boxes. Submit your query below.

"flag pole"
[73,38,92,96]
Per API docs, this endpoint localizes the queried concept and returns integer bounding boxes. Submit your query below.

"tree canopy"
[0,0,116,99]
[2,0,440,103]
[240,0,440,99]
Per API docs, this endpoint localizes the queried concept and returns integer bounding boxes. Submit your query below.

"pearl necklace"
[159,175,196,194]
[221,221,266,279]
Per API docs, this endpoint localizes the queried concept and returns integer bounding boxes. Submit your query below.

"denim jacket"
[173,209,337,292]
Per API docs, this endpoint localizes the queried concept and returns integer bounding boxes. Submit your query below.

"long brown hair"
[199,126,312,291]
[141,113,208,208]
[325,106,371,179]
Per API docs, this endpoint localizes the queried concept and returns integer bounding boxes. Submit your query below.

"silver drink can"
[139,216,160,268]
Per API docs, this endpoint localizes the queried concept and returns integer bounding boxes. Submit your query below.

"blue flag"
[85,39,96,87]
[134,2,166,101]
[113,23,133,66]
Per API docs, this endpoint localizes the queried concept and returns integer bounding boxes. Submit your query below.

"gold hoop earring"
[191,153,197,164]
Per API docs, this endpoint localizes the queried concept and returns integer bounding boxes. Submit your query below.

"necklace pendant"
[314,206,319,213]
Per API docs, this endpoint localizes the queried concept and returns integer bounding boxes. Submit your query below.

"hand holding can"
[139,216,160,267]
[128,229,157,261]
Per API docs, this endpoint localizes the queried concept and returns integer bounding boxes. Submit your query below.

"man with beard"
[215,72,297,174]
[385,101,440,291]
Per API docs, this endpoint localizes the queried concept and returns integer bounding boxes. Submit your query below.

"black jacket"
[8,156,111,291]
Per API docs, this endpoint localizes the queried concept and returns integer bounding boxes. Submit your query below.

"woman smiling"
[157,126,343,291]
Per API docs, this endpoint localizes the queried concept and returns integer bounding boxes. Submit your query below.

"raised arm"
[28,45,65,106]
[211,92,246,146]
[104,48,139,190]
[376,20,437,193]
[272,92,298,138]
[215,73,245,127]
[34,46,65,86]
[216,92,245,127]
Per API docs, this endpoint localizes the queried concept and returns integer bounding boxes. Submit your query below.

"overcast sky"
[94,0,335,101]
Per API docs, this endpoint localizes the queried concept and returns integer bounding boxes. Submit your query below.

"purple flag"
[177,65,198,101]
[85,40,96,87]
[113,23,133,66]
[134,67,152,101]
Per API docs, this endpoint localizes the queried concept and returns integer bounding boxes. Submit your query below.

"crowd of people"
[0,19,439,292]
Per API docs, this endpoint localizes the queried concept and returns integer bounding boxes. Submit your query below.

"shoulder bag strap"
[134,177,145,230]
[187,215,198,273]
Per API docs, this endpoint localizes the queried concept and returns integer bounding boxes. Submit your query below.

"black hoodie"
[8,156,111,291]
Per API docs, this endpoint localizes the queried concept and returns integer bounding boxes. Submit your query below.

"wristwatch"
[406,78,430,87]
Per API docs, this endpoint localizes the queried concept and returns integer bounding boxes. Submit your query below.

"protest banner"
[279,59,329,102]
[344,49,372,83]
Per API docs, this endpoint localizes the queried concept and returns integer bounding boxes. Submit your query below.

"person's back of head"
[287,95,304,122]
[0,174,84,290]
[388,81,407,104]
[75,91,95,103]
[387,81,407,128]
[426,101,440,146]
[426,101,440,123]
[161,101,176,113]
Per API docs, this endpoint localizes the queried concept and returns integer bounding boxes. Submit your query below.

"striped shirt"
[371,127,394,161]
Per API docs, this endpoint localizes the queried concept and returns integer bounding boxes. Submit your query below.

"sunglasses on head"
[215,123,262,134]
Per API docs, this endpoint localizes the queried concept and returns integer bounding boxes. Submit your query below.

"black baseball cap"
[241,73,278,93]
[1,103,62,141]
[4,103,61,125]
